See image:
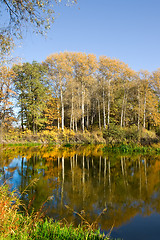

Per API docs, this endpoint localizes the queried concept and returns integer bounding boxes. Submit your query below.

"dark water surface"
[1,145,160,240]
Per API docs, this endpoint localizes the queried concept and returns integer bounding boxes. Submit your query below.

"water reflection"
[1,145,160,239]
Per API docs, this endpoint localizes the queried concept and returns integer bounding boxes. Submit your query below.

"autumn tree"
[98,57,125,129]
[13,61,48,133]
[45,52,73,130]
[116,67,136,128]
[0,0,77,56]
[64,53,79,131]
[136,71,160,129]
[43,93,60,130]
[0,66,16,141]
[5,51,159,135]
[72,53,97,131]
[151,69,160,105]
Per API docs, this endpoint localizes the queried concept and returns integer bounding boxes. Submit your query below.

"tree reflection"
[1,145,160,230]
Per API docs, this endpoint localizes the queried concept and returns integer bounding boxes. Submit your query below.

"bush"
[140,128,159,145]
[103,124,139,145]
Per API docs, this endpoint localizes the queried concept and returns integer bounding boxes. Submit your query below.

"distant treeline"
[0,52,160,133]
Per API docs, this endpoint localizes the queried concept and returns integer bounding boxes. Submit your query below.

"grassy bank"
[103,143,160,154]
[0,184,110,240]
[1,128,106,145]
[1,125,160,148]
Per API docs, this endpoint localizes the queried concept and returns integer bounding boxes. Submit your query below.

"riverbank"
[0,184,110,240]
[1,128,105,145]
[1,128,160,156]
[103,143,160,154]
[1,126,160,147]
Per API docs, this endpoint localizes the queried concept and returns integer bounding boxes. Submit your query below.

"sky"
[12,0,160,72]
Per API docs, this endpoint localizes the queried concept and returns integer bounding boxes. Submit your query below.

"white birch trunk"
[121,92,125,128]
[137,86,140,130]
[98,99,101,130]
[86,104,89,129]
[143,93,146,128]
[103,87,106,129]
[82,83,85,132]
[70,90,74,130]
[60,87,64,130]
[123,97,127,127]
[107,79,110,129]
[75,118,77,132]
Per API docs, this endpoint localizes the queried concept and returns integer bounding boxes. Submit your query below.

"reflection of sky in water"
[112,213,160,240]
[1,157,27,191]
[9,170,21,191]
[9,157,23,168]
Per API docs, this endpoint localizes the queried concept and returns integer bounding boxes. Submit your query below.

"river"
[0,145,160,240]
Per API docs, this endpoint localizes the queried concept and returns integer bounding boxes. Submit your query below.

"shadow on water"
[1,144,160,240]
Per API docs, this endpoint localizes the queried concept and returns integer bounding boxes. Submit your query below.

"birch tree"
[72,53,97,131]
[119,67,136,128]
[99,57,123,129]
[45,52,73,130]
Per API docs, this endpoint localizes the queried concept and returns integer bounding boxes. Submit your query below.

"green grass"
[1,219,109,240]
[103,144,160,154]
[0,184,110,240]
[2,142,42,147]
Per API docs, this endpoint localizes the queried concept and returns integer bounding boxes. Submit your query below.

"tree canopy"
[4,52,158,133]
[0,0,77,56]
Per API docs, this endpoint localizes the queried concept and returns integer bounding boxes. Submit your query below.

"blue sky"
[12,0,160,72]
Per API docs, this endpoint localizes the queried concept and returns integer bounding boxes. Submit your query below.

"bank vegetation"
[0,52,160,146]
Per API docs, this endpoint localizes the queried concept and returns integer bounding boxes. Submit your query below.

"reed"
[0,182,111,240]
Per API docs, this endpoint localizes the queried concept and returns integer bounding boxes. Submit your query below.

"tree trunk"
[98,99,101,130]
[121,91,126,128]
[86,104,89,129]
[82,83,85,132]
[70,117,72,130]
[143,93,146,128]
[33,115,35,134]
[123,97,127,127]
[0,119,2,143]
[72,118,75,131]
[21,99,24,131]
[21,111,24,131]
[58,117,60,130]
[70,90,74,130]
[107,79,110,130]
[75,118,77,132]
[60,88,64,130]
[103,87,106,129]
[137,86,140,130]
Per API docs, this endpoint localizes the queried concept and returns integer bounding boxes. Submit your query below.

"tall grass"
[0,183,110,240]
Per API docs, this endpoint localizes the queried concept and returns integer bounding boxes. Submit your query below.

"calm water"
[1,145,160,240]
